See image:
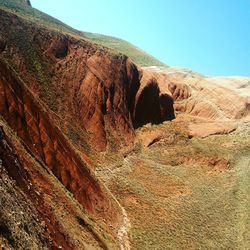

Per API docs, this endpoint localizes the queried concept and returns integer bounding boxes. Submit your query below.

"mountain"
[0,1,250,249]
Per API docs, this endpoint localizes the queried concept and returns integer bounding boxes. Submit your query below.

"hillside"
[82,32,166,67]
[0,0,165,67]
[0,1,250,249]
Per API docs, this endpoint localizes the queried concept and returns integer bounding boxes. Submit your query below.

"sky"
[31,0,250,77]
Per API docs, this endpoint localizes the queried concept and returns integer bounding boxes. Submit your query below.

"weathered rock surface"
[0,9,140,152]
[142,67,250,121]
[0,60,111,214]
[0,60,122,248]
[0,2,250,249]
[134,76,175,128]
[141,66,250,136]
[0,120,121,249]
[134,78,161,128]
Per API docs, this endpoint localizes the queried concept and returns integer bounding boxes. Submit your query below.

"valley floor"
[98,120,250,250]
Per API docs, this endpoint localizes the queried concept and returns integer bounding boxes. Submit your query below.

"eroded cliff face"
[0,8,143,249]
[141,67,250,122]
[133,76,176,128]
[0,59,123,248]
[0,60,111,213]
[1,3,250,249]
[0,120,121,249]
[0,9,140,152]
[140,66,250,137]
[77,54,140,150]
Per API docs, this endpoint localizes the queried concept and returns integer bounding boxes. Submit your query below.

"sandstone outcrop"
[134,78,161,128]
[141,67,250,121]
[1,2,250,248]
[0,8,141,248]
[141,67,250,137]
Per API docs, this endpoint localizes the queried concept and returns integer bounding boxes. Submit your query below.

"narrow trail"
[110,158,132,250]
[103,180,131,250]
[96,157,132,250]
[117,205,131,250]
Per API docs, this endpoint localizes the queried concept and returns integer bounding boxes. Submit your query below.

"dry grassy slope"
[0,0,166,67]
[0,161,51,250]
[98,120,250,250]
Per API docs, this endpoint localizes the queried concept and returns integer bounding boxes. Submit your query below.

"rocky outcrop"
[77,54,140,150]
[168,82,191,101]
[134,78,161,128]
[48,37,69,59]
[141,67,250,124]
[0,120,120,249]
[159,93,175,121]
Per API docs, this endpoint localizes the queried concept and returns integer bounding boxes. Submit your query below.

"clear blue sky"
[31,0,250,76]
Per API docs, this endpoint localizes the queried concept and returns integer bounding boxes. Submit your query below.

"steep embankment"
[0,59,111,214]
[0,58,126,248]
[0,2,143,248]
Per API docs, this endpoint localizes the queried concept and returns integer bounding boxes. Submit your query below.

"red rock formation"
[77,53,140,150]
[0,59,114,215]
[188,121,237,138]
[159,93,175,121]
[0,9,140,151]
[168,82,191,101]
[0,122,120,249]
[146,67,249,121]
[48,36,69,59]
